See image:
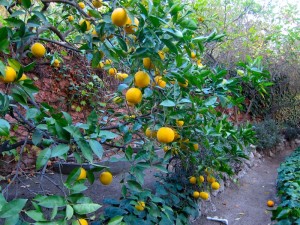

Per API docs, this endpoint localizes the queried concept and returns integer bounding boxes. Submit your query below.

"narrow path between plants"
[192,148,294,225]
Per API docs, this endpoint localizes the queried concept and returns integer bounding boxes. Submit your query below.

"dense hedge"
[272,147,300,224]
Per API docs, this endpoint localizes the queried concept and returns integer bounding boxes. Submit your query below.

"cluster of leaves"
[0,0,273,224]
[272,147,300,225]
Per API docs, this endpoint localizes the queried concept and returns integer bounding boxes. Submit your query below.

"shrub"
[253,119,281,150]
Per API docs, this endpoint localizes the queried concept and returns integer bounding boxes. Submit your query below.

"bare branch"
[38,37,81,52]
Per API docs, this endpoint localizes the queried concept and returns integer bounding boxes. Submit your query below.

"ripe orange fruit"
[79,19,91,31]
[207,175,216,183]
[31,42,46,58]
[68,15,74,22]
[267,200,274,207]
[105,59,112,65]
[135,201,145,211]
[78,2,85,9]
[158,50,165,60]
[111,8,127,27]
[53,59,60,68]
[176,120,184,127]
[125,88,142,105]
[108,68,117,76]
[199,175,204,183]
[193,143,199,151]
[193,191,200,199]
[189,176,196,184]
[99,171,113,185]
[19,74,28,81]
[1,66,17,83]
[92,0,102,8]
[199,192,209,200]
[154,76,166,88]
[77,168,87,180]
[157,127,175,143]
[134,71,150,88]
[191,51,196,58]
[143,57,154,69]
[211,181,220,190]
[77,219,88,225]
[124,17,139,34]
[179,79,188,88]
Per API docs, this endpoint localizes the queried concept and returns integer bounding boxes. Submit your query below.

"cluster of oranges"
[189,170,220,201]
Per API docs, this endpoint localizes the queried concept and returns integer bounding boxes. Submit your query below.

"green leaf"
[108,216,124,225]
[22,0,31,8]
[0,198,27,218]
[36,148,51,170]
[7,59,21,71]
[76,139,93,162]
[34,195,66,208]
[65,205,73,220]
[125,146,133,161]
[127,180,142,192]
[4,215,19,225]
[51,144,70,158]
[91,51,103,68]
[99,131,119,139]
[161,39,178,55]
[204,96,217,106]
[0,119,10,136]
[26,210,46,222]
[32,129,43,145]
[0,60,5,75]
[89,140,104,159]
[73,203,101,215]
[160,100,175,107]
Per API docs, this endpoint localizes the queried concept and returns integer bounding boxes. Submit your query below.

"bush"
[253,119,281,150]
[272,147,300,224]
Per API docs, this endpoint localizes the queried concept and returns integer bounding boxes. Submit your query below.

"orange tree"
[0,0,272,224]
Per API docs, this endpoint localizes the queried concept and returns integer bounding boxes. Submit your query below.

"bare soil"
[192,148,293,225]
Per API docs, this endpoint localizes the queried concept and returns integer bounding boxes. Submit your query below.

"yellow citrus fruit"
[198,17,204,22]
[173,130,181,140]
[207,175,216,183]
[97,62,104,69]
[134,71,150,88]
[125,88,142,105]
[53,59,60,68]
[143,58,154,69]
[111,8,127,27]
[77,219,88,225]
[154,76,166,88]
[31,42,46,58]
[1,66,17,83]
[145,128,156,138]
[199,175,204,183]
[267,200,274,207]
[19,74,28,81]
[179,79,188,88]
[189,176,196,184]
[176,120,184,127]
[92,0,102,8]
[158,50,165,60]
[191,51,196,59]
[193,143,199,151]
[77,168,87,180]
[68,15,74,22]
[193,191,200,199]
[135,201,145,211]
[157,127,175,143]
[116,73,128,81]
[109,68,117,76]
[163,146,170,152]
[199,192,209,200]
[211,182,220,190]
[92,29,98,37]
[99,171,113,185]
[113,96,123,104]
[78,2,85,9]
[79,19,91,31]
[105,59,112,65]
[124,17,139,34]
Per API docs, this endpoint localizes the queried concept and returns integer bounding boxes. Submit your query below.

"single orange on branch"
[267,200,274,207]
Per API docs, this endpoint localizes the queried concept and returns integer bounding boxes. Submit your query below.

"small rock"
[295,139,300,145]
[269,151,274,158]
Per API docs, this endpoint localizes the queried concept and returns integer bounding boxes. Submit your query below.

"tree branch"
[38,37,81,52]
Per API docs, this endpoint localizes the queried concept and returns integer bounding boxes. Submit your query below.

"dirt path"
[192,149,293,225]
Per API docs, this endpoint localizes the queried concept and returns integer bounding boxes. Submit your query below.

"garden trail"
[192,148,293,225]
